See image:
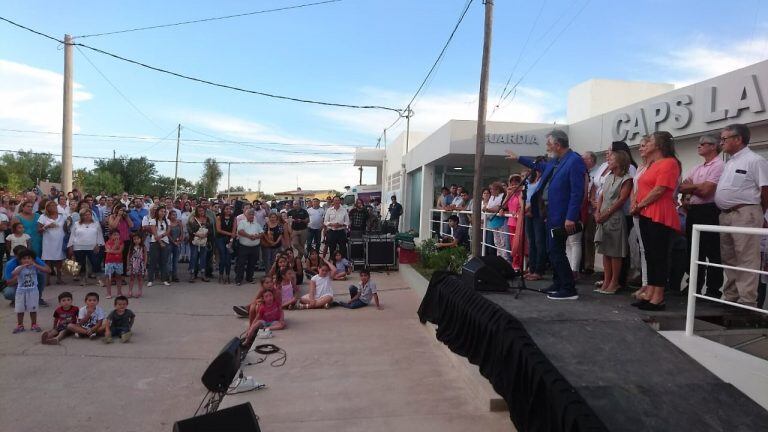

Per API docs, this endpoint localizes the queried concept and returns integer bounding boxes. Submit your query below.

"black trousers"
[235,245,259,283]
[685,203,724,297]
[326,229,348,258]
[618,215,634,286]
[639,216,674,287]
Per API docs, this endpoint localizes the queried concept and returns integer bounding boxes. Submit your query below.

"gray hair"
[583,151,597,164]
[699,133,720,152]
[547,129,569,148]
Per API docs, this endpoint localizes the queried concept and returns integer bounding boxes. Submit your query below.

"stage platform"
[418,272,768,432]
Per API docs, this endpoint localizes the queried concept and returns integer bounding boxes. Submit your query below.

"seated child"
[103,295,135,343]
[284,248,304,285]
[332,250,351,280]
[67,292,105,339]
[278,269,299,310]
[244,290,285,346]
[297,257,336,309]
[42,291,79,344]
[304,248,321,279]
[102,231,124,299]
[11,249,51,333]
[336,268,381,310]
[248,277,281,324]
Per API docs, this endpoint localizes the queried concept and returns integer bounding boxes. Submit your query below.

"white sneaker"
[257,329,273,339]
[163,281,170,286]
[147,282,153,287]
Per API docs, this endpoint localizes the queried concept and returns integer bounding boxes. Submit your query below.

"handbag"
[63,258,81,276]
[192,226,208,247]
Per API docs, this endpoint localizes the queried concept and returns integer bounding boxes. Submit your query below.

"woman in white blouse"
[147,205,171,287]
[67,208,104,285]
[38,201,67,284]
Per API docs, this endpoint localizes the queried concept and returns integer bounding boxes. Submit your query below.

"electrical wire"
[74,0,342,39]
[182,126,354,155]
[75,45,165,131]
[0,15,402,113]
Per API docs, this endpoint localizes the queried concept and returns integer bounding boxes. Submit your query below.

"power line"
[0,15,402,114]
[182,126,354,155]
[75,45,165,131]
[123,127,179,156]
[0,148,352,165]
[74,0,342,39]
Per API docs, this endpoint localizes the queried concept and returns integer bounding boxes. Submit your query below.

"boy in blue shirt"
[11,249,50,333]
[3,245,48,307]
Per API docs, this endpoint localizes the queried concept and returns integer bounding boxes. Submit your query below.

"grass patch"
[411,262,435,281]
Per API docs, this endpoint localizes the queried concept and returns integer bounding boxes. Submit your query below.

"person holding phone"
[506,129,586,300]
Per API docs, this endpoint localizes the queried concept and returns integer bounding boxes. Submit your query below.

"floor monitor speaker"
[200,337,241,393]
[462,256,509,292]
[173,402,260,432]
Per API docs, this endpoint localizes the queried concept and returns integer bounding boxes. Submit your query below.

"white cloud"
[651,35,768,87]
[318,85,564,138]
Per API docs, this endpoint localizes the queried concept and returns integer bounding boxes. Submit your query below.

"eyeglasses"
[720,134,739,142]
[697,142,717,146]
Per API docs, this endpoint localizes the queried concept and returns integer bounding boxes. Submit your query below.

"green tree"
[82,170,123,194]
[198,158,222,198]
[0,150,61,192]
[148,175,195,197]
[93,156,157,194]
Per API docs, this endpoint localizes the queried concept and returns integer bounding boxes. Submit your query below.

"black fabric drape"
[418,272,607,432]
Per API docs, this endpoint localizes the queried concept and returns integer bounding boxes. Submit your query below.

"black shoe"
[631,299,649,308]
[638,301,666,311]
[233,305,249,317]
[541,285,558,295]
[39,299,50,307]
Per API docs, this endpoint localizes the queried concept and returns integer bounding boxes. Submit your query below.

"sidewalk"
[0,271,512,431]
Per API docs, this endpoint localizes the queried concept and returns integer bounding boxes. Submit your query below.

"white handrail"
[685,224,768,336]
[429,208,518,257]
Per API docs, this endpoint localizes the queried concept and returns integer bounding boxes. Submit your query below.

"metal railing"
[685,224,768,336]
[430,209,516,256]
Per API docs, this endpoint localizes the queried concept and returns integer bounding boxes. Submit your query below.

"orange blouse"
[636,157,681,232]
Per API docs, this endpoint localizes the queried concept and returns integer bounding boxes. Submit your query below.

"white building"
[353,59,768,240]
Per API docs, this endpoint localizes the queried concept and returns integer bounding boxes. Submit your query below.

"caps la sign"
[612,73,765,141]
[486,133,539,145]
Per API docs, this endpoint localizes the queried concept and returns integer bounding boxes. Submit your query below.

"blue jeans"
[261,246,279,275]
[148,242,169,282]
[306,228,322,255]
[339,286,368,309]
[546,225,575,294]
[525,215,547,274]
[189,245,208,277]
[74,249,100,277]
[216,237,232,275]
[167,242,180,278]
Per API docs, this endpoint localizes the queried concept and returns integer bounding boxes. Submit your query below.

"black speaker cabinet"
[201,337,242,393]
[462,256,509,292]
[349,240,366,262]
[365,235,396,267]
[173,402,261,432]
[480,255,518,280]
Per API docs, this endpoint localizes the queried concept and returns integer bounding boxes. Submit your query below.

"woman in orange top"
[630,131,681,311]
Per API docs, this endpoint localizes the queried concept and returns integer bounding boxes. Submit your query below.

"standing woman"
[215,204,236,284]
[180,200,193,263]
[14,201,42,257]
[483,182,506,259]
[500,175,524,270]
[628,137,651,298]
[67,208,104,286]
[147,206,171,287]
[594,150,633,294]
[167,210,183,283]
[261,213,284,274]
[188,205,212,282]
[38,201,67,284]
[108,204,133,280]
[630,131,681,310]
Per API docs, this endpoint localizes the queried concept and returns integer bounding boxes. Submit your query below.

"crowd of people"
[437,124,768,310]
[1,187,398,336]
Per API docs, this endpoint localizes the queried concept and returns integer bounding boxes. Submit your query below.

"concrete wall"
[567,79,674,124]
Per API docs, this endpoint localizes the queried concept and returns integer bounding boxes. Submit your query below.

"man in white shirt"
[120,192,131,208]
[714,123,768,307]
[164,198,182,219]
[306,198,325,254]
[323,197,349,258]
[235,209,263,285]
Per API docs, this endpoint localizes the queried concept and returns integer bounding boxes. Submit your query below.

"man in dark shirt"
[288,200,310,256]
[348,199,369,237]
[437,215,469,250]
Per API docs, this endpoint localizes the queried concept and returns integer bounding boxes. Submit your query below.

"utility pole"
[173,124,181,199]
[113,149,116,159]
[61,34,74,193]
[471,0,494,257]
[358,166,363,185]
[227,162,231,200]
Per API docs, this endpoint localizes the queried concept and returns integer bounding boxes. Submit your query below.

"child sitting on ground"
[336,268,382,310]
[11,249,51,333]
[297,257,336,309]
[332,250,351,280]
[42,291,79,344]
[278,268,299,310]
[103,231,124,299]
[103,295,135,344]
[244,290,285,346]
[248,276,282,324]
[304,248,321,279]
[68,292,105,339]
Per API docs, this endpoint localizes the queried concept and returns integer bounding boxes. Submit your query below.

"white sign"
[485,133,539,145]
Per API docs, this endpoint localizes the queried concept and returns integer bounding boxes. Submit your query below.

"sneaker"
[89,332,98,339]
[541,285,559,295]
[38,299,50,307]
[233,306,249,317]
[12,325,24,334]
[163,281,170,286]
[147,282,153,287]
[547,290,579,300]
[257,329,273,339]
[30,324,42,332]
[120,332,132,343]
[103,336,113,344]
[74,333,82,338]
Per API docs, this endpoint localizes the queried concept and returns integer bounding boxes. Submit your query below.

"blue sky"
[1,0,766,192]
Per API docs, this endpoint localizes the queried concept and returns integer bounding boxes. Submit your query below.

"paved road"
[0,272,512,431]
